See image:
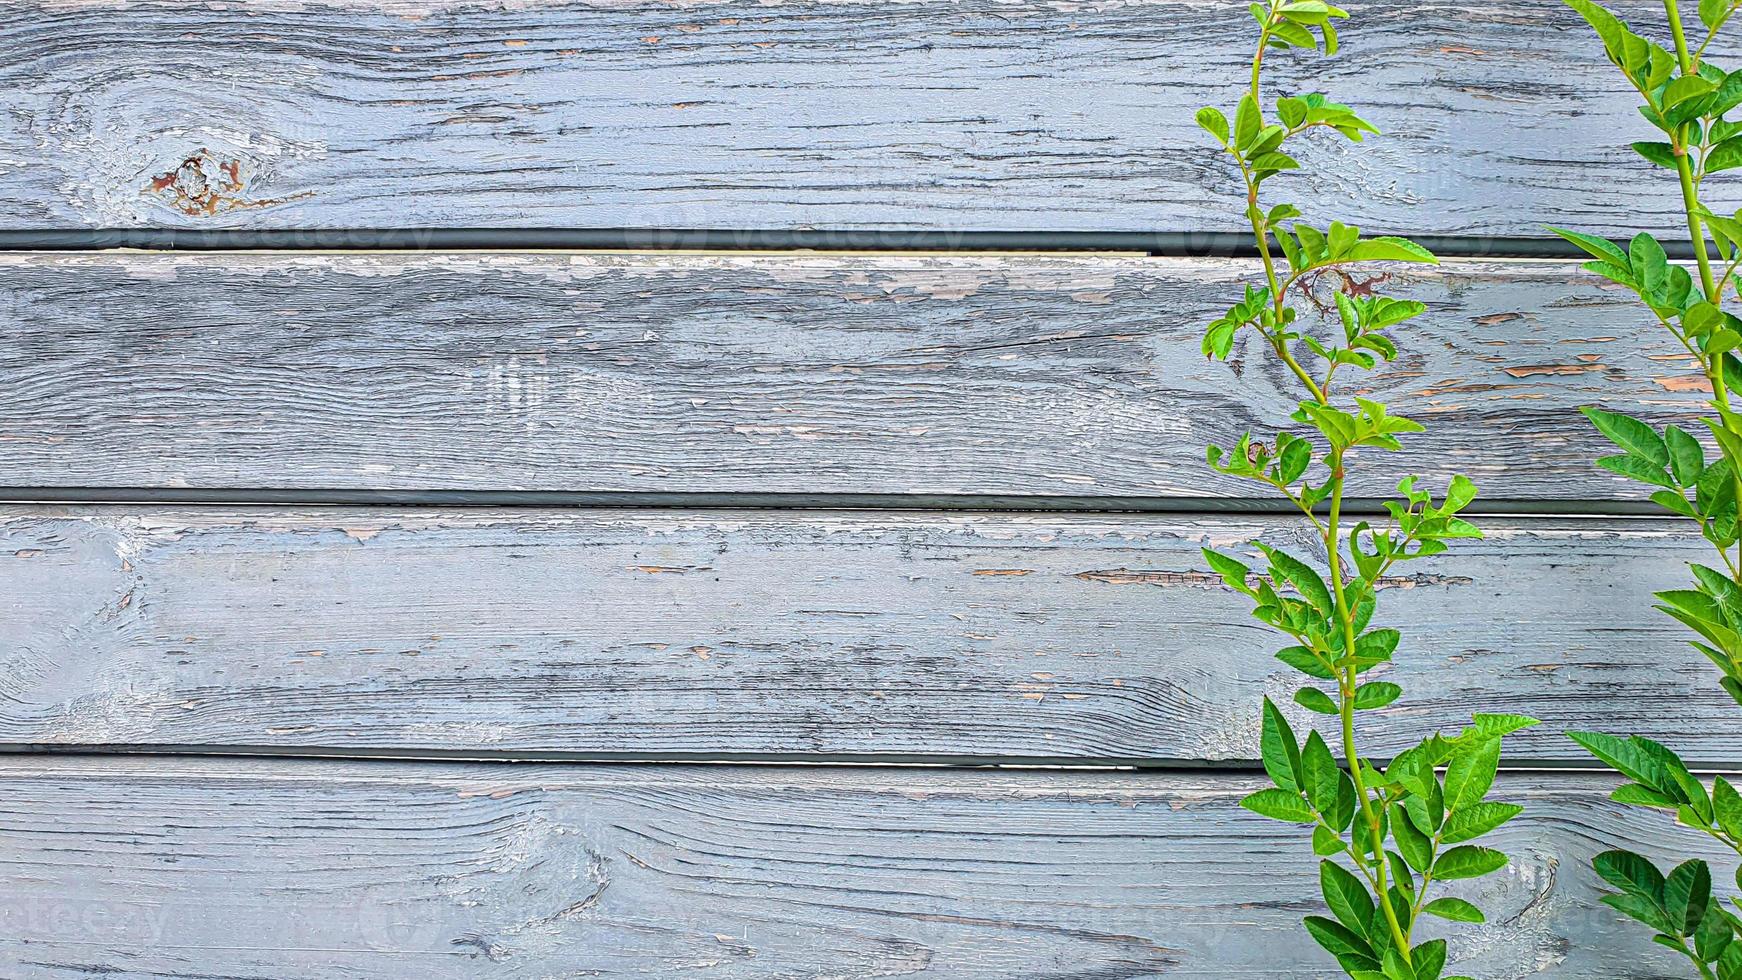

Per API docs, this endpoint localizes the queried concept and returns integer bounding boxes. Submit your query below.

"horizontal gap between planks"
[0,227,1678,260]
[0,486,1665,518]
[5,744,1736,773]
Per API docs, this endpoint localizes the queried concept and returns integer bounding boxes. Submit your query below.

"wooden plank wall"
[0,1,1734,976]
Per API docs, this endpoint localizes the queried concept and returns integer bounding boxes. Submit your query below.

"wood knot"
[143,148,309,216]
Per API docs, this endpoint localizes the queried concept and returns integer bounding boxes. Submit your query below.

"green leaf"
[1260,696,1303,792]
[1570,731,1664,787]
[1715,776,1742,840]
[1204,548,1254,594]
[1444,737,1501,810]
[1695,896,1734,962]
[1631,232,1671,301]
[1596,453,1675,487]
[1258,543,1335,615]
[1249,151,1299,173]
[1422,897,1486,923]
[1563,0,1631,62]
[1355,629,1401,668]
[1603,891,1676,934]
[1663,74,1718,109]
[1392,804,1435,871]
[1632,141,1678,168]
[1235,93,1261,150]
[1241,787,1316,823]
[1197,106,1230,144]
[1611,782,1680,809]
[1296,687,1341,714]
[1321,860,1376,937]
[1277,644,1336,679]
[1666,425,1705,486]
[1665,860,1713,935]
[1314,824,1345,856]
[1432,845,1509,880]
[1466,713,1540,739]
[1711,136,1742,174]
[1720,941,1742,980]
[1442,474,1478,513]
[1593,849,1667,902]
[1440,801,1523,844]
[1650,489,1699,518]
[1303,730,1342,813]
[1412,939,1448,980]
[1549,226,1630,266]
[1277,96,1308,129]
[1304,914,1376,963]
[1269,18,1318,47]
[1353,682,1402,710]
[1581,406,1669,465]
[1348,237,1438,264]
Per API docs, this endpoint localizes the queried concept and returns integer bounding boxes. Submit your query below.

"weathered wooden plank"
[0,756,1724,977]
[0,0,1728,237]
[3,505,1730,764]
[0,251,1703,500]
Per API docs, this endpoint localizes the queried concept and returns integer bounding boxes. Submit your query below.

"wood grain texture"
[0,251,1705,500]
[0,0,1731,237]
[4,504,1733,764]
[0,756,1728,978]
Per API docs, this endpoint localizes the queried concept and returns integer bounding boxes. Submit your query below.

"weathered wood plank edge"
[8,743,1739,774]
[0,228,1679,260]
[4,251,1699,500]
[0,487,1669,518]
[10,505,1730,763]
[0,756,1723,977]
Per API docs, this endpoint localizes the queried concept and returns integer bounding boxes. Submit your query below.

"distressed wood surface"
[0,0,1730,237]
[0,251,1704,500]
[5,505,1733,764]
[0,756,1726,978]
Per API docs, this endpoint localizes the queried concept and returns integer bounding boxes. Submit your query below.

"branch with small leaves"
[1196,3,1538,978]
[1556,0,1742,974]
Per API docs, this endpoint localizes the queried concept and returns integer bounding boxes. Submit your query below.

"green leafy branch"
[1557,0,1742,973]
[1196,3,1537,977]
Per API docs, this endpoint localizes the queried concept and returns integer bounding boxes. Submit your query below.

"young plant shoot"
[1197,3,1539,977]
[1555,0,1742,974]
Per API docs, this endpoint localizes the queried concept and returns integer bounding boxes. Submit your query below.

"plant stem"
[1239,2,1413,965]
[1239,4,1332,404]
[1663,0,1742,582]
[1326,453,1415,964]
[1667,0,1720,303]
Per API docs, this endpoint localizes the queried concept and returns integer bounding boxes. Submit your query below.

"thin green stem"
[1325,455,1415,965]
[1237,2,1332,405]
[1237,2,1413,966]
[1662,0,1742,583]
[1693,0,1742,65]
[1667,0,1721,303]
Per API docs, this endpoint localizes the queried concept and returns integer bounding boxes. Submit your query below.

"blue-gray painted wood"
[3,505,1733,765]
[0,0,1729,238]
[0,252,1704,500]
[0,756,1726,978]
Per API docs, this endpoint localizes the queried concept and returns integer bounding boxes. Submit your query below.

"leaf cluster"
[1565,0,1742,179]
[1202,476,1479,714]
[1242,704,1538,979]
[1588,848,1742,977]
[1558,0,1742,971]
[1194,1,1536,975]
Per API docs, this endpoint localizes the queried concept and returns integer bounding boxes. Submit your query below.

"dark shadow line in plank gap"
[4,743,1735,773]
[0,486,1663,519]
[0,228,1677,260]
